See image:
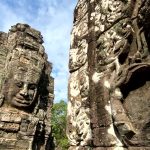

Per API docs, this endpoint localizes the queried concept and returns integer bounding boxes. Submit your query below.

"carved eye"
[29,84,37,90]
[16,82,23,88]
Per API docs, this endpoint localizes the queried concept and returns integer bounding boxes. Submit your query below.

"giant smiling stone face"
[6,78,38,108]
[3,64,41,108]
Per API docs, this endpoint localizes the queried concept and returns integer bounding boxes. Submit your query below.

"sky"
[0,0,77,103]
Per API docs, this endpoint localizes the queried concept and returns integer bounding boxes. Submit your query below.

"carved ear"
[0,94,4,107]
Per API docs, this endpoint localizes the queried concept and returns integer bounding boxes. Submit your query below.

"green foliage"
[51,100,69,150]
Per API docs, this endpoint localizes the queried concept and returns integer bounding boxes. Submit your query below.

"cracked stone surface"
[0,23,54,150]
[67,0,150,149]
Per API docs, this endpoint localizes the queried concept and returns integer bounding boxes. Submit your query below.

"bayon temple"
[0,0,150,149]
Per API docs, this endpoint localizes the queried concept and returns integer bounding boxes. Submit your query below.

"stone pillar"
[0,23,54,150]
[67,0,150,149]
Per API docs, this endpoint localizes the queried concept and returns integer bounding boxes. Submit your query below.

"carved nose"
[20,84,28,96]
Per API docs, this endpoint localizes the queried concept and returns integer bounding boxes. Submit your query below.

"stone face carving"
[0,23,54,149]
[67,0,150,149]
[2,66,39,108]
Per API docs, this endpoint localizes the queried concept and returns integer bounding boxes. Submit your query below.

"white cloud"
[0,0,77,102]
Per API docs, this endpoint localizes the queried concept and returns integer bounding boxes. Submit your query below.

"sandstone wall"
[67,0,150,149]
[0,24,54,150]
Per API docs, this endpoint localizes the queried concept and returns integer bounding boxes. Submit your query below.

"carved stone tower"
[0,23,54,149]
[67,0,150,149]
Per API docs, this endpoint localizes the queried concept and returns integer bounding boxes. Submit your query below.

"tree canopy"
[51,100,69,150]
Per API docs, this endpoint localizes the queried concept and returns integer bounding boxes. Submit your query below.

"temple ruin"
[0,23,54,150]
[0,1,150,150]
[67,0,150,149]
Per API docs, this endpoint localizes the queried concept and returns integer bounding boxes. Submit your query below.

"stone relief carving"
[0,23,54,150]
[2,65,39,108]
[95,0,150,147]
[67,0,150,149]
[69,39,88,72]
[67,63,92,147]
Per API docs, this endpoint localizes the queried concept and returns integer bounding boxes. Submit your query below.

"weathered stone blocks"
[0,23,54,150]
[67,0,150,149]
